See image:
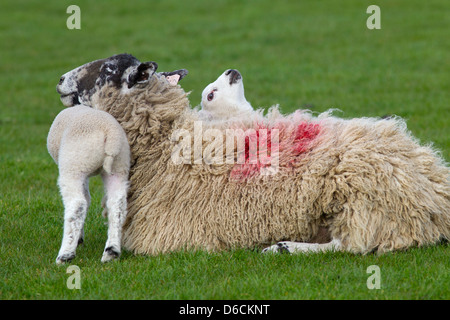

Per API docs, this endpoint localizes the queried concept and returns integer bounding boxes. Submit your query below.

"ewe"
[56,53,450,256]
[47,105,130,263]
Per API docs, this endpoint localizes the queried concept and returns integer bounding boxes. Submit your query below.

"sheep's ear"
[127,61,158,88]
[159,69,188,85]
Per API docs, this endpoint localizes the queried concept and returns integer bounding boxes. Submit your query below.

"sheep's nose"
[225,69,241,85]
[58,76,65,85]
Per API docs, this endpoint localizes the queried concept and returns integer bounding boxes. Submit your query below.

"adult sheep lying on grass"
[47,104,130,263]
[56,53,450,256]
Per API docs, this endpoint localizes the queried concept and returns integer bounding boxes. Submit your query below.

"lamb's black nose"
[58,76,65,85]
[226,69,241,85]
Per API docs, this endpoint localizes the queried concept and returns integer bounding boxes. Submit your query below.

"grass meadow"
[0,0,449,300]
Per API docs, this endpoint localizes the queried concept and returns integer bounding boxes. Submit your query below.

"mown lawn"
[0,0,448,300]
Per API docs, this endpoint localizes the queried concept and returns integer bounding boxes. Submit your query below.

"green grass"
[0,0,449,300]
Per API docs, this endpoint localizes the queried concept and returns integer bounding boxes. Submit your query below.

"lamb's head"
[201,69,253,119]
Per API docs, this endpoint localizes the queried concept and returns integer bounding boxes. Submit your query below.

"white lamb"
[200,69,255,120]
[47,104,130,264]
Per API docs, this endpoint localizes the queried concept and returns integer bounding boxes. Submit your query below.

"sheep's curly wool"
[95,76,450,255]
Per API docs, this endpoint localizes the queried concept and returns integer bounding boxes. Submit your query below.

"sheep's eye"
[140,71,148,81]
[207,91,214,101]
[104,64,116,74]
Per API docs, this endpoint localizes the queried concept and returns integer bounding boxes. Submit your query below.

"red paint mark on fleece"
[292,122,321,155]
[230,121,321,181]
[230,124,276,181]
[243,124,274,164]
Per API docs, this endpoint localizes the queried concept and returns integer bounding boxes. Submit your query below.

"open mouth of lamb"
[225,69,242,85]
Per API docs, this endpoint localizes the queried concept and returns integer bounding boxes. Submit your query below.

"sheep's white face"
[201,69,253,119]
[56,54,158,107]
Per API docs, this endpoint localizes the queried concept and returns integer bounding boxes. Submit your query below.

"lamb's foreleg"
[56,175,89,264]
[101,173,128,263]
[262,238,342,254]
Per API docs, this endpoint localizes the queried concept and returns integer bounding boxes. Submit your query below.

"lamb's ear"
[127,61,158,88]
[159,69,188,85]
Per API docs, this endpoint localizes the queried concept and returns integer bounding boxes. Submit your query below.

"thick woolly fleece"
[93,76,450,255]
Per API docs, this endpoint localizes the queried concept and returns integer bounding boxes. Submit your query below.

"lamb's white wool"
[201,69,254,120]
[47,105,130,264]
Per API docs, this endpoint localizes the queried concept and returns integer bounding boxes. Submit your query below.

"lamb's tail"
[103,154,115,175]
[103,129,125,175]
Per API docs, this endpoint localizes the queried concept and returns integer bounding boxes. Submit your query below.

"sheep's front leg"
[101,173,128,263]
[56,176,89,264]
[262,239,342,254]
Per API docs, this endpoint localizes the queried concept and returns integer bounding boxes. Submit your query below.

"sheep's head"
[56,53,188,107]
[201,69,253,119]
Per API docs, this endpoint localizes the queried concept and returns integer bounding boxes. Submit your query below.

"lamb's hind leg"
[56,175,89,264]
[77,178,91,246]
[262,238,342,254]
[101,173,128,263]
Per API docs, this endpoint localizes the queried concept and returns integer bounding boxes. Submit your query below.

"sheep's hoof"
[101,247,120,263]
[262,242,292,254]
[276,242,292,254]
[56,253,75,265]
